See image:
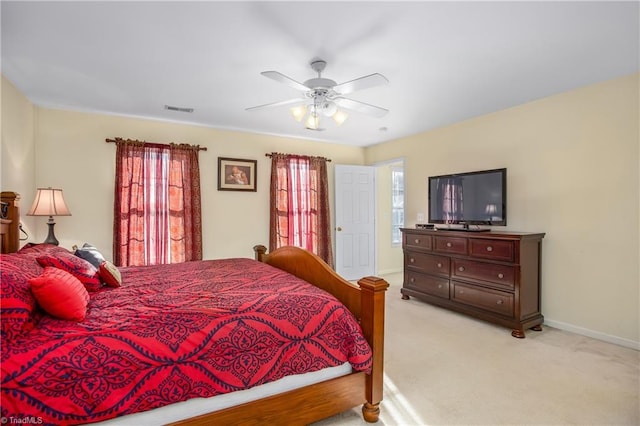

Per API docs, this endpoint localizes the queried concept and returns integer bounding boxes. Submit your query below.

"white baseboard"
[544,319,639,351]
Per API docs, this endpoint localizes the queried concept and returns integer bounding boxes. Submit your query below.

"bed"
[0,191,388,425]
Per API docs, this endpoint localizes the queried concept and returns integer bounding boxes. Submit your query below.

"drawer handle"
[458,266,465,272]
[446,242,452,247]
[410,258,415,263]
[436,262,442,268]
[414,238,420,244]
[486,246,493,252]
[459,289,464,294]
[497,273,504,279]
[410,278,415,283]
[496,299,504,305]
[437,284,442,289]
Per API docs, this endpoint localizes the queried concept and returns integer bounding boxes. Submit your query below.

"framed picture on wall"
[217,157,257,191]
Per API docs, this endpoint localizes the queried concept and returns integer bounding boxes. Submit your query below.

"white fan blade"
[245,98,304,111]
[333,73,388,95]
[261,71,309,92]
[334,97,388,118]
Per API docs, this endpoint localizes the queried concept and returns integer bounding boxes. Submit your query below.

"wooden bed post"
[253,244,267,262]
[251,244,389,424]
[358,276,389,422]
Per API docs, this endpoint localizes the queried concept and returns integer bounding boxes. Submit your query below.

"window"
[391,166,404,246]
[113,141,202,266]
[269,153,333,267]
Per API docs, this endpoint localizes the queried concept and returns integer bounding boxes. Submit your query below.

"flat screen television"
[428,168,506,230]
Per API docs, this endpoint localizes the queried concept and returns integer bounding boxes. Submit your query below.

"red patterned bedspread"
[1,258,372,425]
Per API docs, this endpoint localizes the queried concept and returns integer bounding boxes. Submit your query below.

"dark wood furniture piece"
[0,218,11,253]
[0,191,20,253]
[401,228,545,338]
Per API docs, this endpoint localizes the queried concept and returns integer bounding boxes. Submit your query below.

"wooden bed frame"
[0,191,389,425]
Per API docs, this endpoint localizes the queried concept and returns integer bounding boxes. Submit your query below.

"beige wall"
[1,75,37,234]
[365,73,640,347]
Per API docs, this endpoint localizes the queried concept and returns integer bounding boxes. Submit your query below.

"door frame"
[371,157,406,276]
[332,158,406,278]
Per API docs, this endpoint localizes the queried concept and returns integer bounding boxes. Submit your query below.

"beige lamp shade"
[27,188,71,217]
[26,188,71,245]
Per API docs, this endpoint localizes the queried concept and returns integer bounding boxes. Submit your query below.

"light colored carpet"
[314,273,639,426]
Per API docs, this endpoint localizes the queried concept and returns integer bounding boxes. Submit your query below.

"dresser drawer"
[434,236,467,255]
[452,259,515,289]
[470,239,514,262]
[403,233,432,251]
[405,252,450,277]
[452,282,514,317]
[405,271,450,299]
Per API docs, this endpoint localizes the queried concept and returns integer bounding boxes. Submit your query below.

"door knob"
[337,227,342,231]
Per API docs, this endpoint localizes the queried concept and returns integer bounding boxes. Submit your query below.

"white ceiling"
[2,1,638,147]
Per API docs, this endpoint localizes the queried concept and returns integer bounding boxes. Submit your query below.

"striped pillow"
[29,267,89,321]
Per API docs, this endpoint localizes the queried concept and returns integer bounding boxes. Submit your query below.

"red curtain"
[168,144,203,263]
[113,141,202,266]
[269,153,333,268]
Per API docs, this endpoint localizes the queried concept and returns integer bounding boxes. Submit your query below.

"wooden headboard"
[1,192,21,253]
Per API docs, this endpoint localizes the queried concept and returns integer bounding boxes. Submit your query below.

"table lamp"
[26,187,71,245]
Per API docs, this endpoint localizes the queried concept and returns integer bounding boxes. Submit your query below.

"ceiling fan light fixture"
[248,58,388,131]
[290,105,307,122]
[333,110,349,126]
[321,101,338,117]
[305,112,320,130]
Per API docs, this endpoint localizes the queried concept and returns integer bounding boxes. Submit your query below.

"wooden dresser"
[401,228,545,338]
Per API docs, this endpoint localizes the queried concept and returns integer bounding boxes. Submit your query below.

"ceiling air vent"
[164,105,194,113]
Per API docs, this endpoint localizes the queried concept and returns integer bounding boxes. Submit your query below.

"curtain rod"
[106,137,207,151]
[265,153,331,162]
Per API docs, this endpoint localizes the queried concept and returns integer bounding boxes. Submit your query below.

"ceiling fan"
[246,59,389,131]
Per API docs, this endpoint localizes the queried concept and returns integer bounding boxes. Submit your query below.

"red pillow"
[29,267,89,321]
[36,252,102,291]
[99,261,122,288]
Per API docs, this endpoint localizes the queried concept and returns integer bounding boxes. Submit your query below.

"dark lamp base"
[43,219,59,246]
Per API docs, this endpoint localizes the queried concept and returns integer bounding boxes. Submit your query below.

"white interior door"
[334,165,376,280]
